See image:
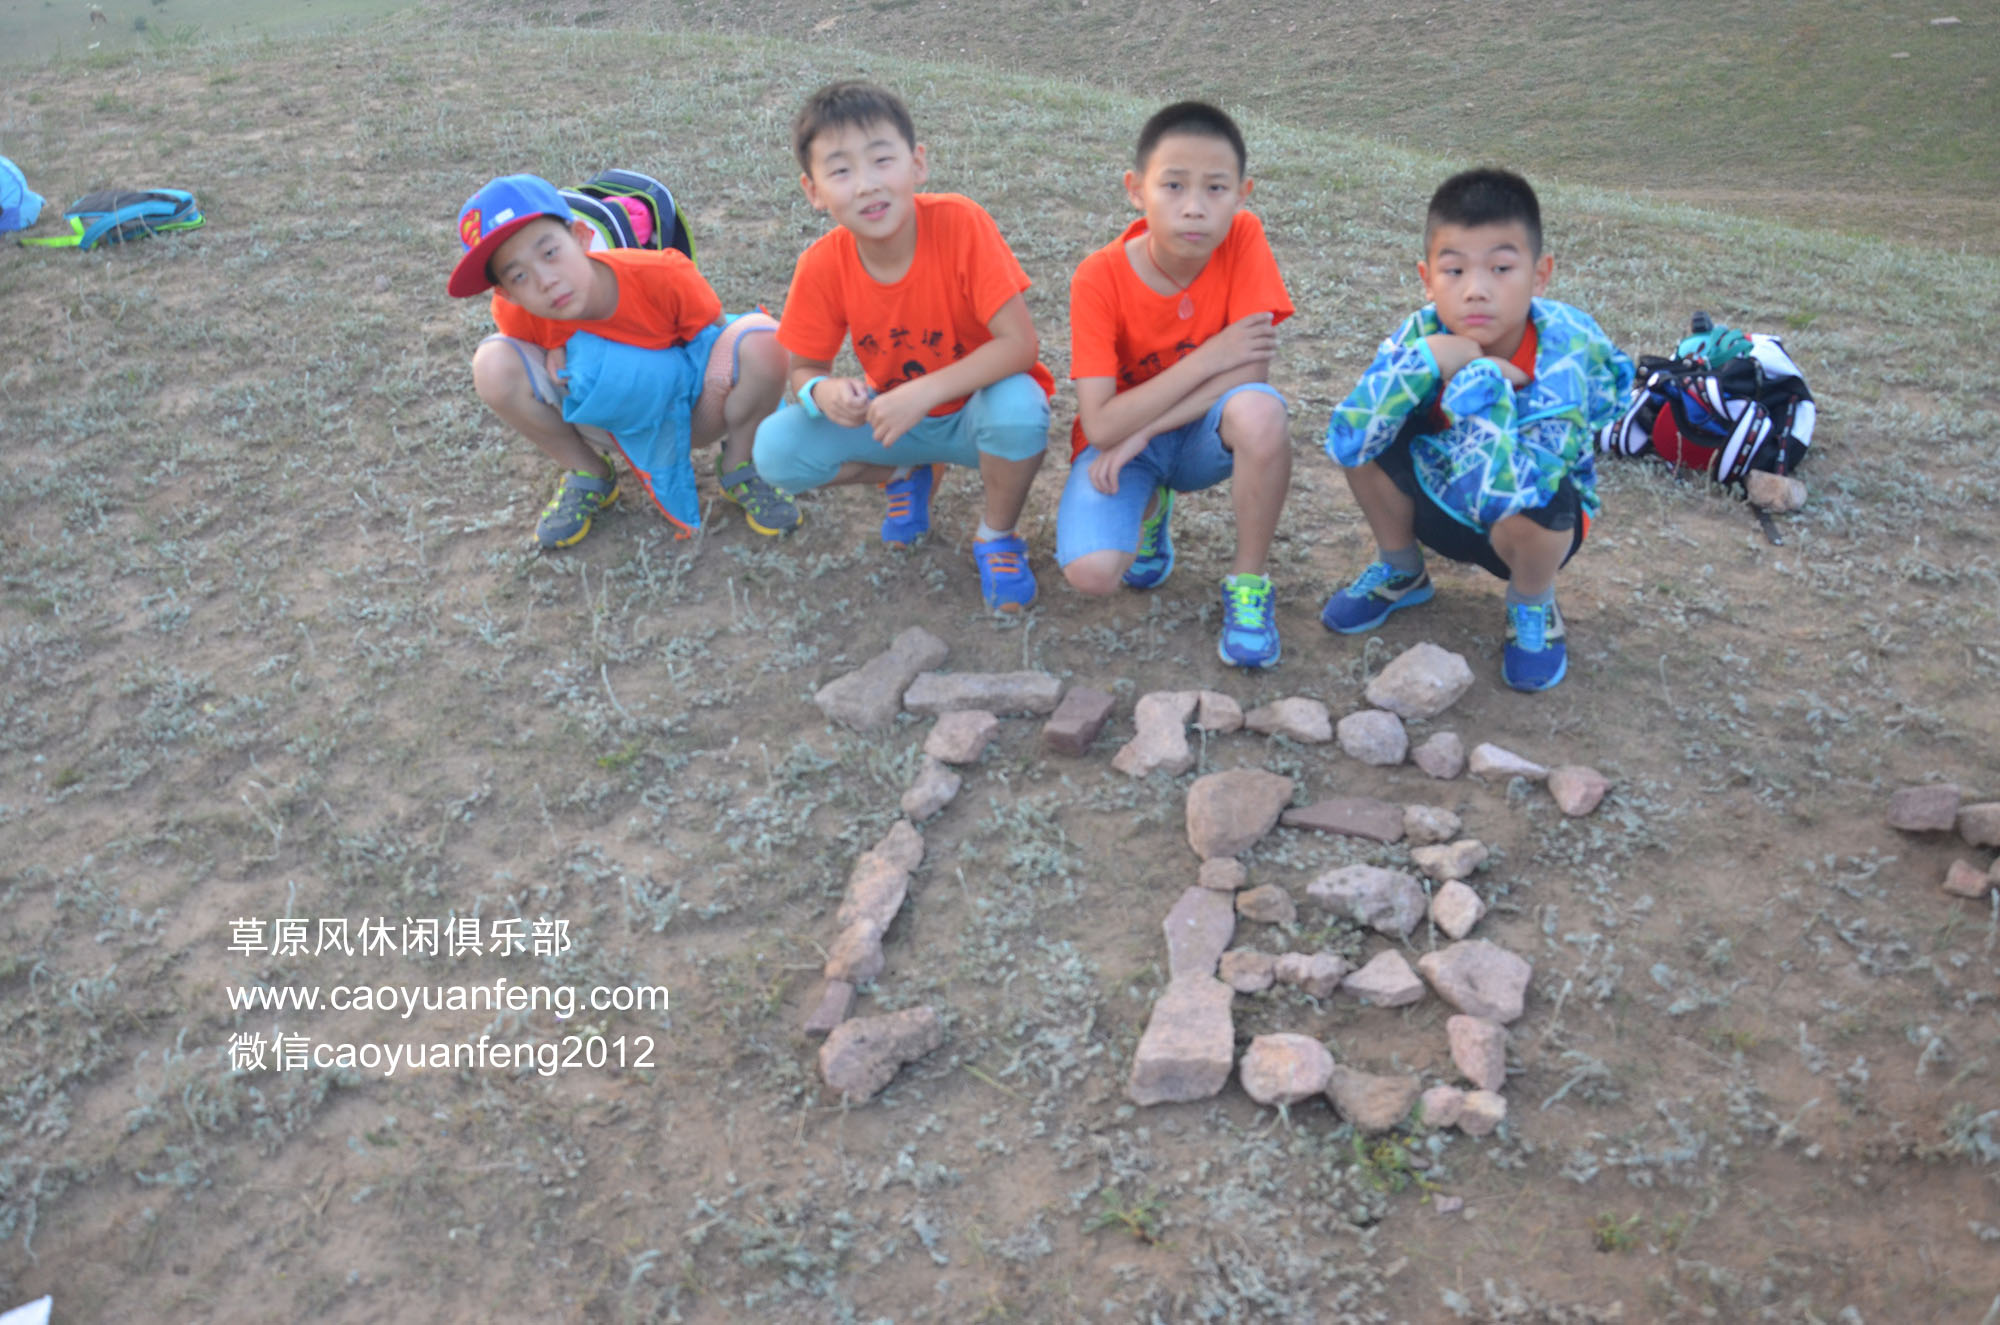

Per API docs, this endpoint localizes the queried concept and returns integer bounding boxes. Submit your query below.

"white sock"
[975,521,1013,542]
[888,466,913,482]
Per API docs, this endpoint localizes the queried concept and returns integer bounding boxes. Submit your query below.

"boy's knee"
[1062,552,1126,597]
[1221,390,1289,457]
[736,329,788,388]
[471,338,529,408]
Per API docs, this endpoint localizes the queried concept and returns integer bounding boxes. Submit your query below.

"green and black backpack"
[559,169,694,263]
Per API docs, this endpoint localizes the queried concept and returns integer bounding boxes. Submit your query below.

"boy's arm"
[862,294,1038,446]
[1076,311,1278,451]
[1078,359,1272,494]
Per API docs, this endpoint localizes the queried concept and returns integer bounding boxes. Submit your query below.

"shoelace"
[1135,492,1170,555]
[1510,602,1547,651]
[1225,577,1272,624]
[981,549,1025,575]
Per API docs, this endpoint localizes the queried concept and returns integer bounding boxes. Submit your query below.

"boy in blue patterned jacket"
[1322,169,1631,691]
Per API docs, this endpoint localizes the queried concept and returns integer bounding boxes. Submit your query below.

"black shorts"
[1373,427,1585,581]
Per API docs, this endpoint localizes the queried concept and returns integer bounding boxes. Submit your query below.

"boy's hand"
[814,376,872,429]
[866,379,937,447]
[1087,432,1151,496]
[547,345,567,381]
[1206,312,1279,373]
[1424,334,1484,382]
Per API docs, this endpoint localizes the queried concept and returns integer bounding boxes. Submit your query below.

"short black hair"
[1135,101,1247,177]
[792,81,917,173]
[1425,168,1543,256]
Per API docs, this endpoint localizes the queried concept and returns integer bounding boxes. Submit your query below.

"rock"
[1447,1015,1508,1092]
[1433,1193,1466,1215]
[1413,731,1467,780]
[1931,14,1962,25]
[823,920,886,984]
[819,1005,944,1100]
[1186,768,1296,860]
[803,980,855,1036]
[1128,976,1234,1105]
[1457,1089,1507,1136]
[924,709,999,764]
[1281,796,1405,843]
[835,853,910,932]
[1943,859,1995,898]
[901,756,961,820]
[1326,1065,1421,1134]
[1341,950,1425,1007]
[1308,865,1427,938]
[1403,803,1462,846]
[1273,951,1349,999]
[1364,642,1475,719]
[1243,696,1333,743]
[1239,1033,1334,1106]
[1236,884,1297,926]
[1195,690,1244,733]
[1419,1085,1466,1130]
[1417,941,1533,1024]
[871,819,925,872]
[1112,690,1198,777]
[1744,471,1807,512]
[1163,886,1236,981]
[1219,949,1277,992]
[1888,783,1962,832]
[1197,858,1248,892]
[1547,764,1611,816]
[1410,838,1489,883]
[1430,880,1487,940]
[813,626,949,732]
[1959,802,2000,848]
[1042,686,1116,757]
[905,670,1063,717]
[1469,743,1548,781]
[1337,709,1408,766]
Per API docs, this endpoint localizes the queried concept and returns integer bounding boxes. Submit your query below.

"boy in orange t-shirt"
[752,81,1053,613]
[1059,101,1294,668]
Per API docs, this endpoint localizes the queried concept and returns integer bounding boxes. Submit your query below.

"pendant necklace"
[1146,237,1196,320]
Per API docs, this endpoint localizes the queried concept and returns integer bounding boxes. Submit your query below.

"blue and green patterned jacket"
[1325,297,1633,529]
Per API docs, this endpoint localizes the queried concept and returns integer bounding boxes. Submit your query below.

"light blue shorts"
[752,371,1050,495]
[1055,381,1285,566]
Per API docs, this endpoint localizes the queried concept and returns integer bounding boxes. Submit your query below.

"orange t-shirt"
[1426,318,1539,432]
[490,247,722,352]
[1067,209,1293,458]
[776,193,1056,417]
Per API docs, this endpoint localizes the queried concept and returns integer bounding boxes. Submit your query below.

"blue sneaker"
[1123,487,1175,589]
[881,464,943,545]
[1319,560,1433,633]
[1502,599,1568,691]
[973,534,1037,613]
[1218,573,1281,669]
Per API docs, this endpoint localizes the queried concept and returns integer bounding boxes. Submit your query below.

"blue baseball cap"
[448,173,574,297]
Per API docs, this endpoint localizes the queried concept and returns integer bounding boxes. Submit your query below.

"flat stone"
[1403,803,1462,846]
[1197,858,1248,892]
[871,819,925,872]
[813,626,950,732]
[1468,743,1548,782]
[835,853,910,932]
[1195,690,1244,733]
[819,1005,944,1100]
[1447,1015,1508,1092]
[803,979,855,1036]
[1186,768,1295,860]
[1219,949,1277,993]
[1164,886,1236,981]
[1273,951,1349,999]
[1337,709,1408,766]
[1341,950,1425,1007]
[1943,859,1996,899]
[1127,976,1235,1105]
[1413,731,1467,780]
[1419,1085,1466,1130]
[1239,1033,1334,1106]
[1042,686,1116,757]
[1326,1065,1421,1134]
[1744,471,1807,512]
[1236,884,1297,926]
[1457,1089,1507,1136]
[1430,880,1487,940]
[900,756,961,821]
[1417,940,1533,1024]
[924,709,999,765]
[1281,796,1405,843]
[1411,838,1489,883]
[1243,696,1332,743]
[823,920,886,985]
[1959,802,2000,848]
[1113,690,1199,777]
[904,671,1062,717]
[1889,783,1962,832]
[1364,642,1474,719]
[1308,865,1427,938]
[1547,765,1610,817]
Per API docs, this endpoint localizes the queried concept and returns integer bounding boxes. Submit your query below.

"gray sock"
[1505,583,1555,609]
[1380,543,1424,575]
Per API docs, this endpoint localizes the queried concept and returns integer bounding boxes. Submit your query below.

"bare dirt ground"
[1,6,1997,1323]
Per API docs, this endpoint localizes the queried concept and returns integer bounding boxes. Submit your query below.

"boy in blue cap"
[450,173,797,547]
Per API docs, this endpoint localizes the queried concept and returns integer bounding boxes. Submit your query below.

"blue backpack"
[0,157,43,233]
[18,187,204,250]
[558,169,694,263]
